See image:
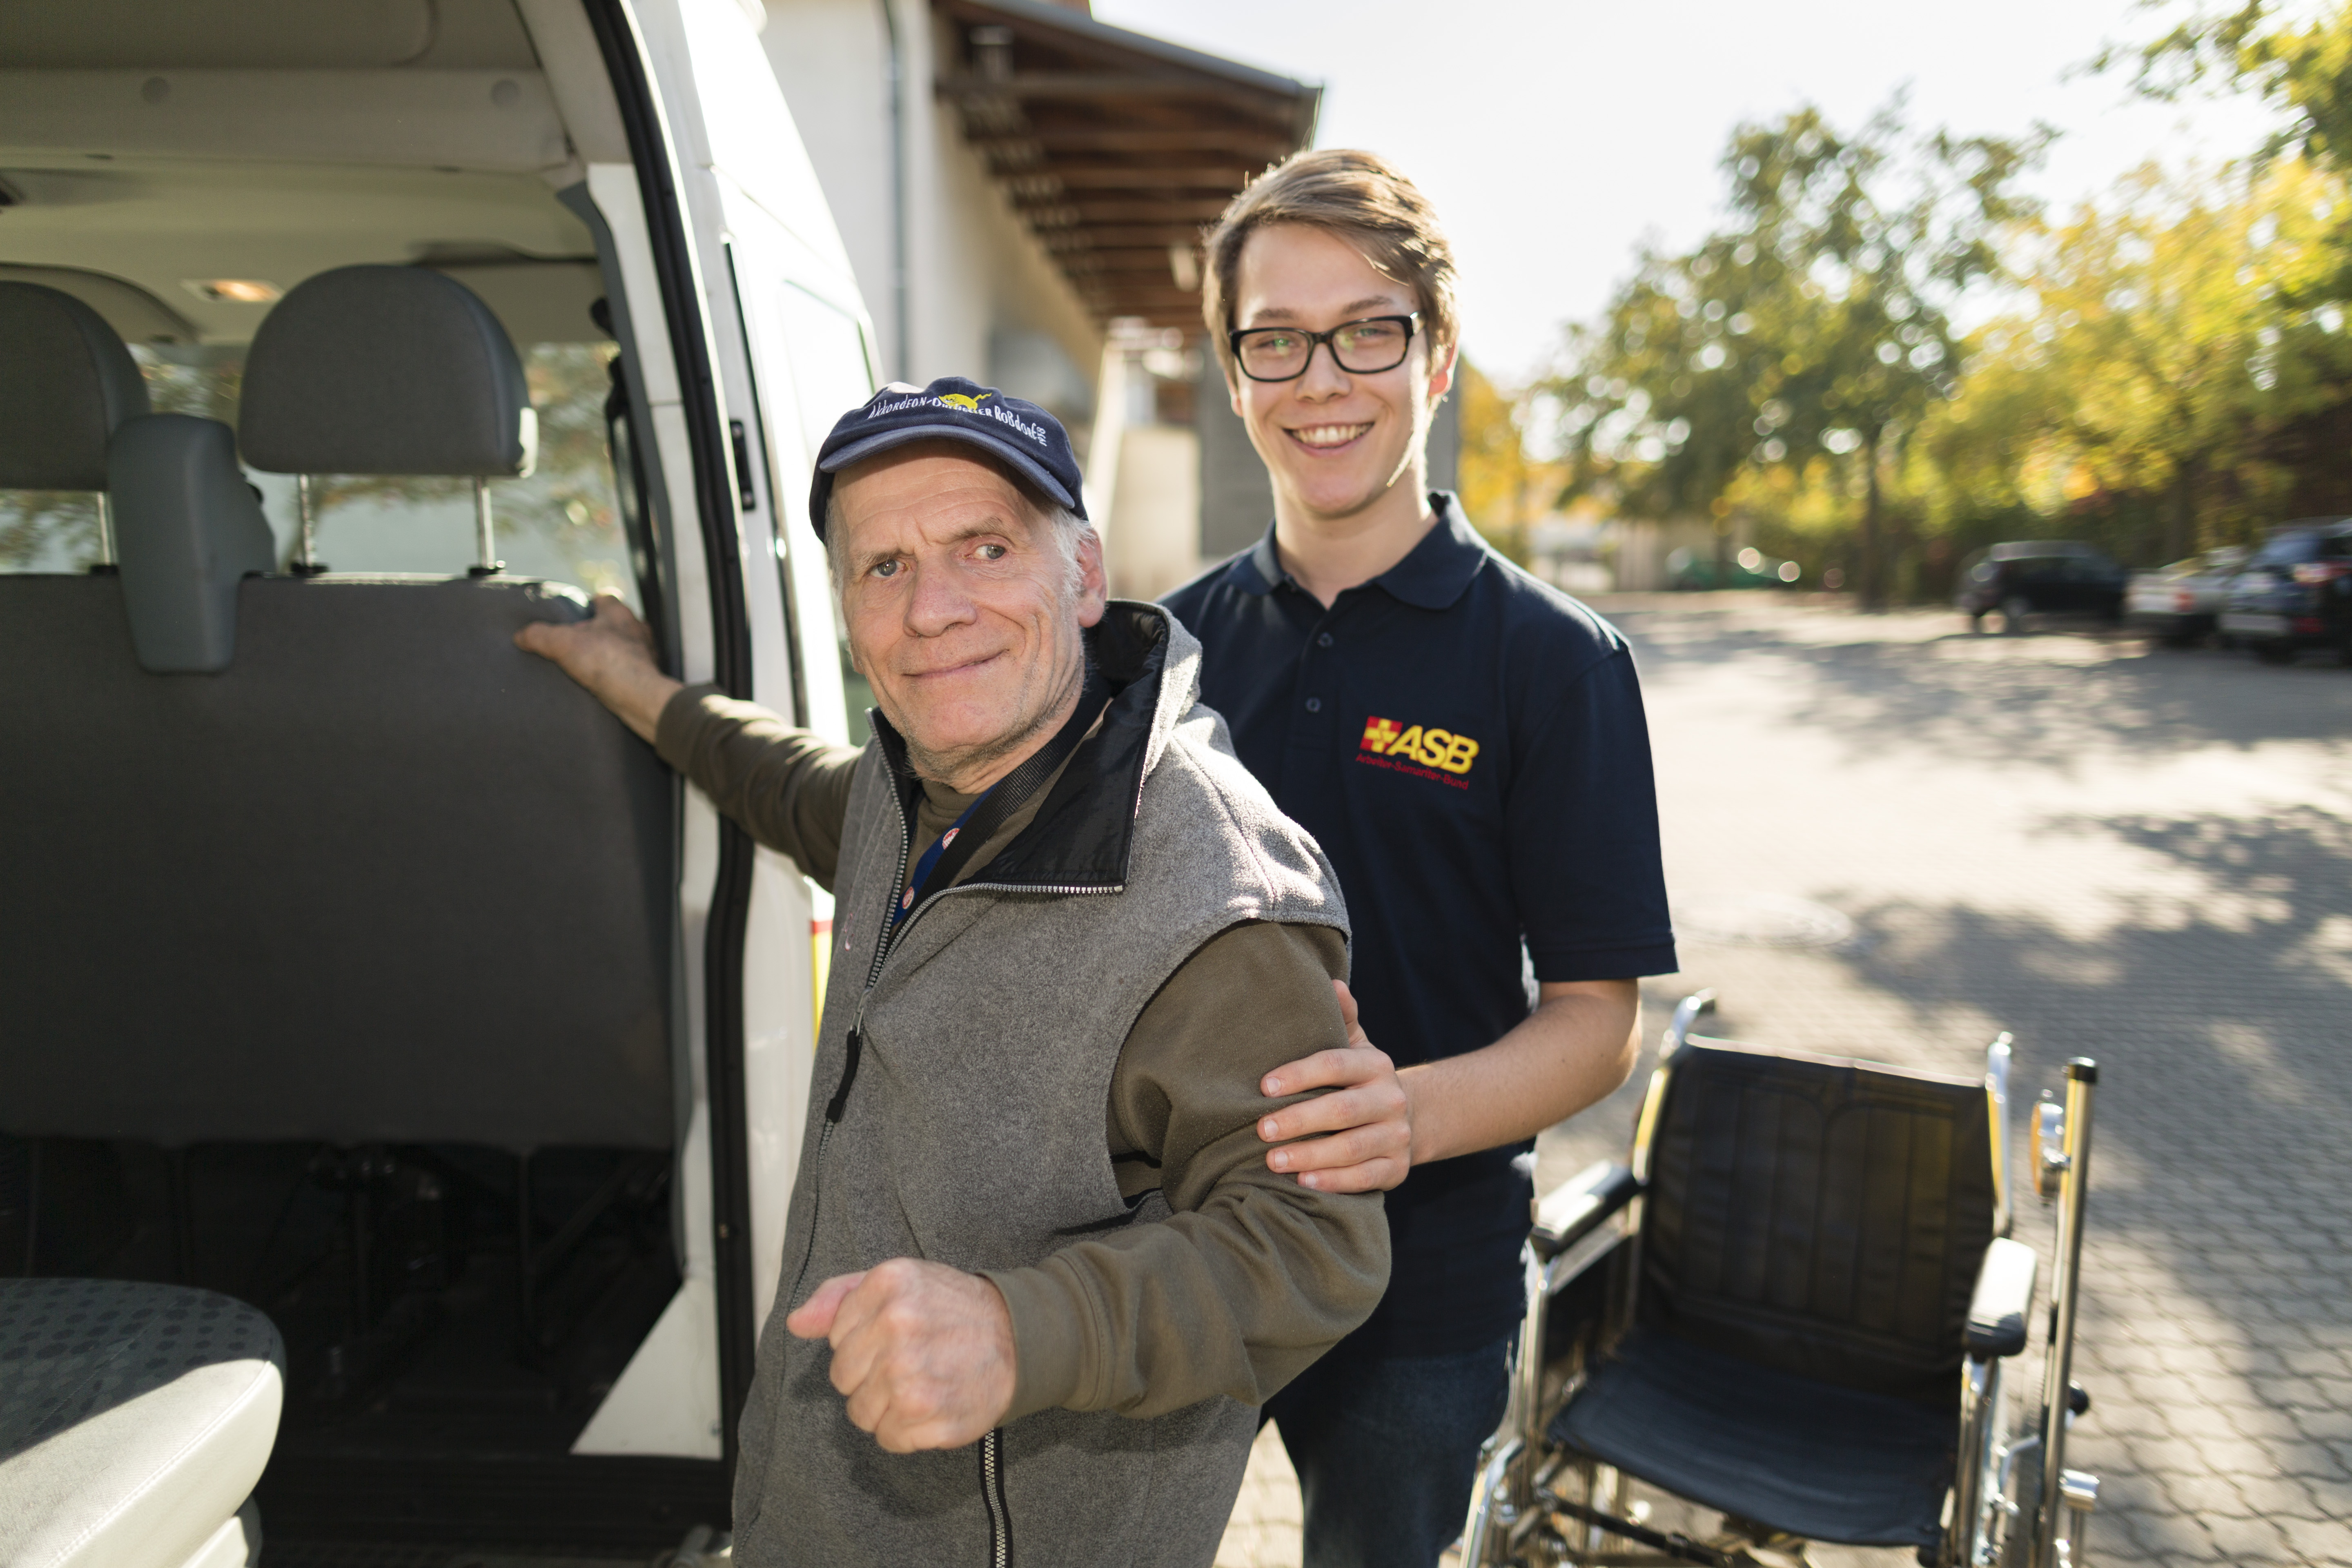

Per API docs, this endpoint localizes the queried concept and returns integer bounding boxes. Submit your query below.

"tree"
[1551,103,2046,604]
[1454,357,1534,562]
[1924,158,2352,558]
[2105,1,2352,172]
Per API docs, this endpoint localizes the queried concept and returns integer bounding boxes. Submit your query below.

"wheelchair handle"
[1662,990,1716,1058]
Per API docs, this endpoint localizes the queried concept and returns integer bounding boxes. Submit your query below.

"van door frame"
[580,0,761,1477]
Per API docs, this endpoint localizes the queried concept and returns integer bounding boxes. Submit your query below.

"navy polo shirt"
[1163,495,1677,1357]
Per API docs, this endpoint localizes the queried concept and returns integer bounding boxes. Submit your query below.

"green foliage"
[2103,2,2352,172]
[1454,356,1533,562]
[1547,101,2048,603]
[1549,33,2352,602]
[1924,159,2352,562]
[0,492,100,571]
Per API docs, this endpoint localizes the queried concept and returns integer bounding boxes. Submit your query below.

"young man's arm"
[785,920,1391,1452]
[1398,980,1639,1163]
[1254,994,1638,1176]
[517,595,861,886]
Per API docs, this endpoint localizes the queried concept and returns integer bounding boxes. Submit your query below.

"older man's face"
[833,445,1105,787]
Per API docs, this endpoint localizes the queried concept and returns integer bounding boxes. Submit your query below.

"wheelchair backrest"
[1635,1037,1998,1402]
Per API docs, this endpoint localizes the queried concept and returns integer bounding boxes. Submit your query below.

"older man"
[517,378,1392,1567]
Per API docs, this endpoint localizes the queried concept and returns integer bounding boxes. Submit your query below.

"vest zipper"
[980,1426,1011,1567]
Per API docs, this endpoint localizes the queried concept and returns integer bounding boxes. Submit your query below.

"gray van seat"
[109,415,276,673]
[0,282,150,490]
[0,266,674,1152]
[0,1278,281,1568]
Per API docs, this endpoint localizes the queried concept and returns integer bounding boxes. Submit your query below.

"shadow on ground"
[1601,601,2352,767]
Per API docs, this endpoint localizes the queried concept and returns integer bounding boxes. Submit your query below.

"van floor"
[249,1168,726,1552]
[3,1137,726,1554]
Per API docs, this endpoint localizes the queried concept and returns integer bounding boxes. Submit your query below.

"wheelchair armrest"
[1964,1236,2038,1359]
[1531,1160,1641,1262]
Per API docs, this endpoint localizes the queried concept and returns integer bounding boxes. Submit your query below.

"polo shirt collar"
[1232,492,1488,611]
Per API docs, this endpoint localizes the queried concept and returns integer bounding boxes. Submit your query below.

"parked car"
[1666,544,1803,589]
[2126,545,2249,646]
[1957,541,2128,631]
[2220,519,2352,664]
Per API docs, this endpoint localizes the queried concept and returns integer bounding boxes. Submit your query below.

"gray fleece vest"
[730,605,1349,1568]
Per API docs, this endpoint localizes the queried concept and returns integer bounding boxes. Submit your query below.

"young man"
[1164,151,1679,1568]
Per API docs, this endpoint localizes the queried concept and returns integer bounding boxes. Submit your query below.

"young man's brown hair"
[1199,148,1461,383]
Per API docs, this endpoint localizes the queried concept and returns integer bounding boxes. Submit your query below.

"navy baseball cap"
[808,376,1087,540]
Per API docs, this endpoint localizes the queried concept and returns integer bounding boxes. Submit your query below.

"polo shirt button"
[1316,633,1334,648]
[1304,697,1322,713]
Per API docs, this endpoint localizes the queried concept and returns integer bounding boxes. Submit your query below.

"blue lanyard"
[894,791,989,924]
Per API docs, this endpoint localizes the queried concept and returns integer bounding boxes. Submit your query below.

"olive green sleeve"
[653,684,864,891]
[986,921,1390,1421]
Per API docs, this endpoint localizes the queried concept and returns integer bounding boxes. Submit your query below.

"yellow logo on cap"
[938,392,992,411]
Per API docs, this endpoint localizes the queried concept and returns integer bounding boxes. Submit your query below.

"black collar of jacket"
[866,601,1171,893]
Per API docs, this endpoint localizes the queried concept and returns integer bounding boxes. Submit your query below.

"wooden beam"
[1085,289,1213,311]
[1042,229,1210,254]
[1029,165,1246,189]
[967,129,1291,157]
[939,72,1298,118]
[1062,250,1200,275]
[1010,197,1234,223]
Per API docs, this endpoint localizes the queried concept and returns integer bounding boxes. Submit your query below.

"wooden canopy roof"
[934,0,1319,334]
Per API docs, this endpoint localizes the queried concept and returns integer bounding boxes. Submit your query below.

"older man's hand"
[513,593,682,744]
[1255,979,1414,1194]
[785,1259,1016,1453]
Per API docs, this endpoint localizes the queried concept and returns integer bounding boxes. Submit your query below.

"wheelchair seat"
[1552,1327,1954,1548]
[0,1278,283,1568]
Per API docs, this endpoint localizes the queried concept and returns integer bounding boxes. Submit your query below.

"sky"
[1092,0,2288,385]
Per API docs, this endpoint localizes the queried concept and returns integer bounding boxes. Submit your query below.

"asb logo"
[938,391,991,410]
[1359,715,1479,775]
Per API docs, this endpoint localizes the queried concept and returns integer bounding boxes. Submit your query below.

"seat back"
[0,267,673,1152]
[1634,1038,1997,1401]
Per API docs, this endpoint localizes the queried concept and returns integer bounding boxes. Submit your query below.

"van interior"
[1,0,735,1557]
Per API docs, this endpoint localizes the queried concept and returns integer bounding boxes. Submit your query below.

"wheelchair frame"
[1461,993,2103,1568]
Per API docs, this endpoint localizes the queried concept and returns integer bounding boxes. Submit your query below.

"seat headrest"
[238,265,537,479]
[0,282,151,490]
[110,414,276,673]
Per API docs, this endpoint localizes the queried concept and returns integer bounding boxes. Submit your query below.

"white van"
[0,1,865,1561]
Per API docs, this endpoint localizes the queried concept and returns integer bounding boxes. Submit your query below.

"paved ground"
[1217,594,2352,1568]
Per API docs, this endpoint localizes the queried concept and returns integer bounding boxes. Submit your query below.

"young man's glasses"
[1228,313,1421,383]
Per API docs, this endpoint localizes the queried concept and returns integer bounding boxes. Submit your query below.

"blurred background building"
[757,0,1456,599]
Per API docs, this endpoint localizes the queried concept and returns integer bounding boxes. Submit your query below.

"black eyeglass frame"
[1227,312,1423,383]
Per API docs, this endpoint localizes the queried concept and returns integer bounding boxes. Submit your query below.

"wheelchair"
[1462,993,2103,1568]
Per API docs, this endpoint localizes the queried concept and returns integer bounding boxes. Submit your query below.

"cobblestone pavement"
[1218,594,2352,1568]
